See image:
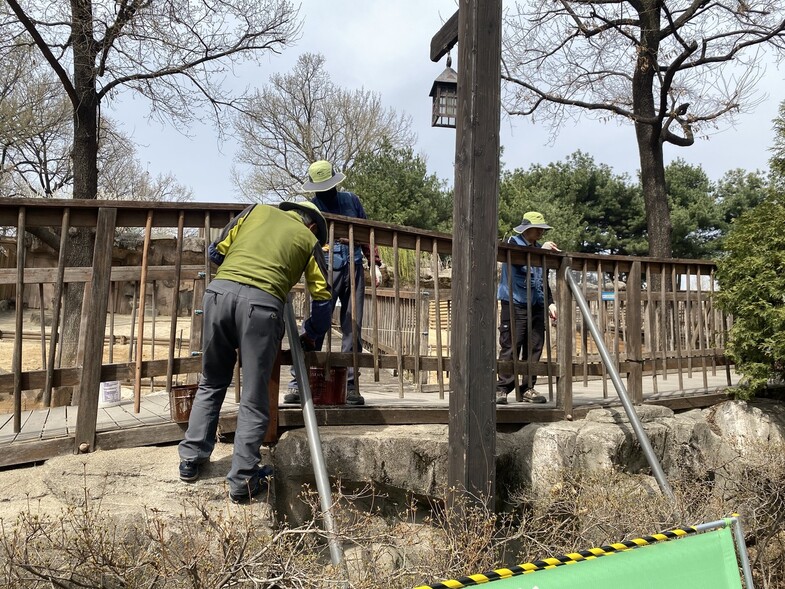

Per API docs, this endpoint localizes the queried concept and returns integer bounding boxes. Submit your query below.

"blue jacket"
[312,191,368,270]
[497,234,551,307]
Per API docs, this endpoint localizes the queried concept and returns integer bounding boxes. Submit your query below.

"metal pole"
[564,267,675,500]
[283,298,346,569]
[730,517,755,589]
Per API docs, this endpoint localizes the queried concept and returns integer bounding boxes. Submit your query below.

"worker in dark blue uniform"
[284,160,382,406]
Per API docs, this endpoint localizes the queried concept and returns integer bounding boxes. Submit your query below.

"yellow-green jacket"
[208,204,332,339]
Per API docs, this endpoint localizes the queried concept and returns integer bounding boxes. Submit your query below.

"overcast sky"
[110,0,784,203]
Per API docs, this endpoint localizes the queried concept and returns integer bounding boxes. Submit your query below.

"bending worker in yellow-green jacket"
[178,201,332,503]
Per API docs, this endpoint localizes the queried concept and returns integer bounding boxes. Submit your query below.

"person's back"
[214,205,324,302]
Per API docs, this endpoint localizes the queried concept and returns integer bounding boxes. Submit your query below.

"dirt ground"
[0,309,193,412]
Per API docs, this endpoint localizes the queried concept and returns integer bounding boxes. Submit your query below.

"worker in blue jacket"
[496,211,560,405]
[284,160,382,406]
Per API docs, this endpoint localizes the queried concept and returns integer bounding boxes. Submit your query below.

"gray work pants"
[178,279,284,494]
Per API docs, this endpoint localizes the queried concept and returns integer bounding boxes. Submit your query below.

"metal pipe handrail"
[564,265,675,501]
[283,297,346,572]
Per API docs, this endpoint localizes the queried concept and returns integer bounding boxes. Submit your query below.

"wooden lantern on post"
[429,54,458,128]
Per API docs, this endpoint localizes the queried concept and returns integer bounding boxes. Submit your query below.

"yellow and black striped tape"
[413,526,697,589]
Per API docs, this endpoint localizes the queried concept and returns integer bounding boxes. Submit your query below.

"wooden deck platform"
[0,366,737,469]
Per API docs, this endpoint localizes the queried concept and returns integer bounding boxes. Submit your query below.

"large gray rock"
[1,399,783,534]
[273,425,450,524]
[0,443,274,529]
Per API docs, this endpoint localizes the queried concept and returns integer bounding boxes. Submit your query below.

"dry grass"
[1,452,784,589]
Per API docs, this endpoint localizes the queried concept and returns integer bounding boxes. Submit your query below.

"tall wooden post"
[444,0,503,508]
[626,261,643,404]
[74,207,117,453]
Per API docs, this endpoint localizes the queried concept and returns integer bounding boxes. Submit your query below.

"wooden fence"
[0,198,733,453]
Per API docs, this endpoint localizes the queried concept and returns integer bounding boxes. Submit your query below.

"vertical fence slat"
[612,261,620,367]
[74,207,117,453]
[645,263,659,395]
[709,268,718,376]
[581,260,589,386]
[133,210,154,413]
[660,263,668,380]
[413,236,422,388]
[150,280,157,392]
[542,251,554,401]
[108,282,115,364]
[505,249,518,400]
[685,264,694,378]
[696,266,708,388]
[166,210,185,392]
[13,207,26,432]
[38,283,46,367]
[627,261,643,404]
[671,265,684,390]
[556,257,573,418]
[43,208,70,407]
[393,232,404,398]
[432,239,444,399]
[370,228,380,381]
[597,260,608,398]
[128,281,138,363]
[348,224,360,396]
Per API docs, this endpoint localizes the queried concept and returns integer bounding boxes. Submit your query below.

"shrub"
[716,194,785,395]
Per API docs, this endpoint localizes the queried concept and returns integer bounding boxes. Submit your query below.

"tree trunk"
[55,0,100,407]
[636,124,672,258]
[632,0,673,259]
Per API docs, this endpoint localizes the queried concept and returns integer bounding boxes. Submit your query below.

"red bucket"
[170,384,198,423]
[308,367,347,406]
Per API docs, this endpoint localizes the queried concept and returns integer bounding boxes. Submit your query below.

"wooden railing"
[0,198,733,451]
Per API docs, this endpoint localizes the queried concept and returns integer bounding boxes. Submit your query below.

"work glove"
[548,303,558,321]
[541,241,562,252]
[299,333,317,352]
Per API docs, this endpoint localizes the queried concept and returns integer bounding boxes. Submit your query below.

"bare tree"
[0,49,191,203]
[98,125,193,203]
[1,0,300,403]
[0,43,69,198]
[232,52,415,202]
[502,0,785,258]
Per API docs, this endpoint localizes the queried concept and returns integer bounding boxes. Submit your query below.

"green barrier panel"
[424,527,742,589]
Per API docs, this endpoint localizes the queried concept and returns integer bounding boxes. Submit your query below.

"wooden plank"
[43,405,69,437]
[102,404,146,429]
[0,438,75,468]
[447,0,503,507]
[0,356,203,393]
[13,206,26,432]
[430,9,459,62]
[0,264,205,285]
[556,258,574,417]
[97,406,124,430]
[143,391,171,411]
[43,207,71,406]
[166,211,186,391]
[14,407,49,442]
[134,211,154,412]
[0,410,30,443]
[74,207,117,454]
[626,261,643,404]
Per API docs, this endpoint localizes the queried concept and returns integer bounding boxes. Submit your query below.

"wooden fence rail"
[0,197,734,456]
